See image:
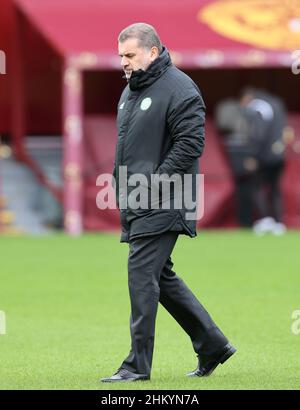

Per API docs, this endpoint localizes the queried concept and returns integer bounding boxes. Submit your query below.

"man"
[101,23,236,383]
[215,99,263,227]
[240,88,287,235]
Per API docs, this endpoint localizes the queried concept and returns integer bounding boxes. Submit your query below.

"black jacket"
[113,47,205,242]
[251,91,286,166]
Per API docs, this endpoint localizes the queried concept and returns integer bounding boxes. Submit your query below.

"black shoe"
[187,343,236,377]
[101,368,150,383]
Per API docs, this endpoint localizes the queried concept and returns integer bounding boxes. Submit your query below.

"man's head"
[118,23,163,79]
[240,87,257,107]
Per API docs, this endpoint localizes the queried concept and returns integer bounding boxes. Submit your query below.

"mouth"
[124,69,132,78]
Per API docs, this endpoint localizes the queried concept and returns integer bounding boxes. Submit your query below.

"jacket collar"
[126,46,172,91]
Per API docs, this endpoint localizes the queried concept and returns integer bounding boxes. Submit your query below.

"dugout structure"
[2,0,300,234]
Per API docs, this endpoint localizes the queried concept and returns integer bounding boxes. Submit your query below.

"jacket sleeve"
[156,93,205,175]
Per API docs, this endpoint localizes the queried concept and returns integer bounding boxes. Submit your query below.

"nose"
[121,56,129,68]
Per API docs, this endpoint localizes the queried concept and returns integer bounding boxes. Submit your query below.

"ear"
[150,46,159,62]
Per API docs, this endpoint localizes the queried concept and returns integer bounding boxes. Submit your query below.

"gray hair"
[118,23,163,54]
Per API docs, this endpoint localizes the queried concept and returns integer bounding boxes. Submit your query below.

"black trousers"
[121,231,228,376]
[235,173,257,227]
[254,162,284,222]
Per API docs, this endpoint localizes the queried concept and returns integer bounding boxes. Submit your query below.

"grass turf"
[0,231,299,390]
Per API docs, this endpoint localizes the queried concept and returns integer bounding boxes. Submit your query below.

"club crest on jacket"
[140,98,152,111]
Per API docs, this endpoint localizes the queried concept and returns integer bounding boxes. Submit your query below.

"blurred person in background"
[240,88,287,235]
[215,99,262,227]
[101,22,236,383]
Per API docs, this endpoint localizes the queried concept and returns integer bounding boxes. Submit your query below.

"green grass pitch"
[0,231,299,390]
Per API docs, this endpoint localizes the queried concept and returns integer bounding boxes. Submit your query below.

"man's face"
[240,92,254,107]
[118,38,158,79]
